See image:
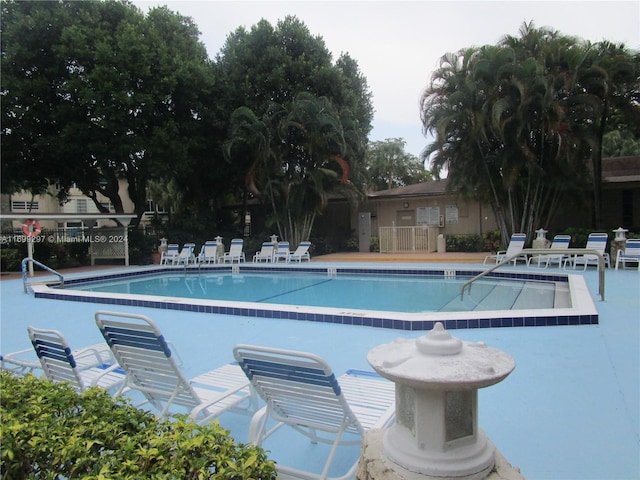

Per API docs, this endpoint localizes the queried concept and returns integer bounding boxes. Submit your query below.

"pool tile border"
[31,264,596,331]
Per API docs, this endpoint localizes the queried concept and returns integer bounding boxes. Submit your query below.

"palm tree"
[225,93,362,246]
[421,22,596,245]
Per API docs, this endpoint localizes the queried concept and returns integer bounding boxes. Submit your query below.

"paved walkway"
[1,251,490,281]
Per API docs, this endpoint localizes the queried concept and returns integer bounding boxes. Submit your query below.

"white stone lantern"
[270,234,279,244]
[611,228,629,263]
[533,228,549,249]
[613,227,628,241]
[367,323,515,480]
[158,237,168,254]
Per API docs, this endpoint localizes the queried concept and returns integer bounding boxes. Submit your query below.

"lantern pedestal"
[367,323,515,480]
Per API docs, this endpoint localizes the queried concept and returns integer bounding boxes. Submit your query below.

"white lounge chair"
[160,244,179,265]
[568,233,611,270]
[289,241,312,262]
[222,238,246,263]
[252,242,274,262]
[174,243,196,265]
[27,326,125,394]
[615,239,640,270]
[197,240,220,265]
[1,341,115,377]
[527,234,571,268]
[483,233,527,265]
[273,241,291,263]
[95,311,257,423]
[233,344,395,480]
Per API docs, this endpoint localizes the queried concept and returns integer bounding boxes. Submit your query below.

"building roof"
[602,156,640,183]
[366,156,640,199]
[368,178,450,198]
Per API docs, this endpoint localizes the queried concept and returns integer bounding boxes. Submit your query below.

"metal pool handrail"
[460,248,606,302]
[21,257,64,293]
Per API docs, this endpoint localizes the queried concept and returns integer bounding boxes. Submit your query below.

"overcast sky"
[132,1,639,160]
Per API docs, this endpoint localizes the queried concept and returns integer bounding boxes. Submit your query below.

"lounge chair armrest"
[88,363,122,387]
[246,406,286,445]
[188,381,252,423]
[1,348,41,374]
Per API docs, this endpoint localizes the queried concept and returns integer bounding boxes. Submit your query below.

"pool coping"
[28,264,598,331]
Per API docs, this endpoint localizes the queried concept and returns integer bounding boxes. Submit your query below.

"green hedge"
[0,372,276,479]
[446,231,501,252]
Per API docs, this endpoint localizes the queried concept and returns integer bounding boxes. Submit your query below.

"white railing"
[379,226,439,253]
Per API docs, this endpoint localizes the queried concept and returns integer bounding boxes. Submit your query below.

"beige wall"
[356,195,497,239]
[6,179,134,230]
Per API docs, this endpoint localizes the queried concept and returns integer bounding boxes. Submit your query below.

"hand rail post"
[21,257,64,293]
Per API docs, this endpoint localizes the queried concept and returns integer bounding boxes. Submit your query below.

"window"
[100,202,115,213]
[11,201,39,211]
[76,199,88,213]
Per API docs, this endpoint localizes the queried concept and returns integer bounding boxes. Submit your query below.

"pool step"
[441,280,557,312]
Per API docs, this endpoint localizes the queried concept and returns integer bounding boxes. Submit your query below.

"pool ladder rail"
[461,248,606,302]
[21,257,64,293]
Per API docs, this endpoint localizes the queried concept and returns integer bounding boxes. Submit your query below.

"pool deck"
[1,254,638,479]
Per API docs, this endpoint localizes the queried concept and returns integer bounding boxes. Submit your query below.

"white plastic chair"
[252,242,274,262]
[615,239,640,270]
[233,344,395,480]
[273,241,291,263]
[527,234,570,268]
[28,326,125,394]
[160,244,179,265]
[222,238,246,263]
[289,241,312,262]
[568,233,610,270]
[95,311,257,423]
[484,233,527,265]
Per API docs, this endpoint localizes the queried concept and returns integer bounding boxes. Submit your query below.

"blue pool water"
[70,271,557,313]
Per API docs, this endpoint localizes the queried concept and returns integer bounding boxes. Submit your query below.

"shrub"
[0,372,276,479]
[446,234,487,252]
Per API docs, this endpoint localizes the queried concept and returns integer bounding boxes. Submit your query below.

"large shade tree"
[421,22,639,245]
[219,16,373,243]
[364,138,432,192]
[1,0,214,224]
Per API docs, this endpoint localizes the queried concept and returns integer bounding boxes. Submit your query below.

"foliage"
[0,234,91,271]
[0,372,276,479]
[369,235,380,252]
[219,17,373,246]
[420,21,639,245]
[1,1,215,225]
[446,234,489,252]
[363,138,432,192]
[602,129,640,157]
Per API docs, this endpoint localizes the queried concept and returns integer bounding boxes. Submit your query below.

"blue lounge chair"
[95,311,257,423]
[2,341,115,377]
[273,241,291,263]
[197,240,220,264]
[28,326,125,394]
[289,241,312,262]
[615,239,640,270]
[252,242,274,262]
[527,234,571,268]
[483,233,527,265]
[222,238,246,263]
[568,233,611,270]
[233,344,395,480]
[174,243,196,265]
[160,244,179,265]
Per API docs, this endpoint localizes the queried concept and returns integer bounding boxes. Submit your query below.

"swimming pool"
[29,264,598,330]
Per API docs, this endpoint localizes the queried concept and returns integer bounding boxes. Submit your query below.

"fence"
[2,225,130,266]
[379,226,440,253]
